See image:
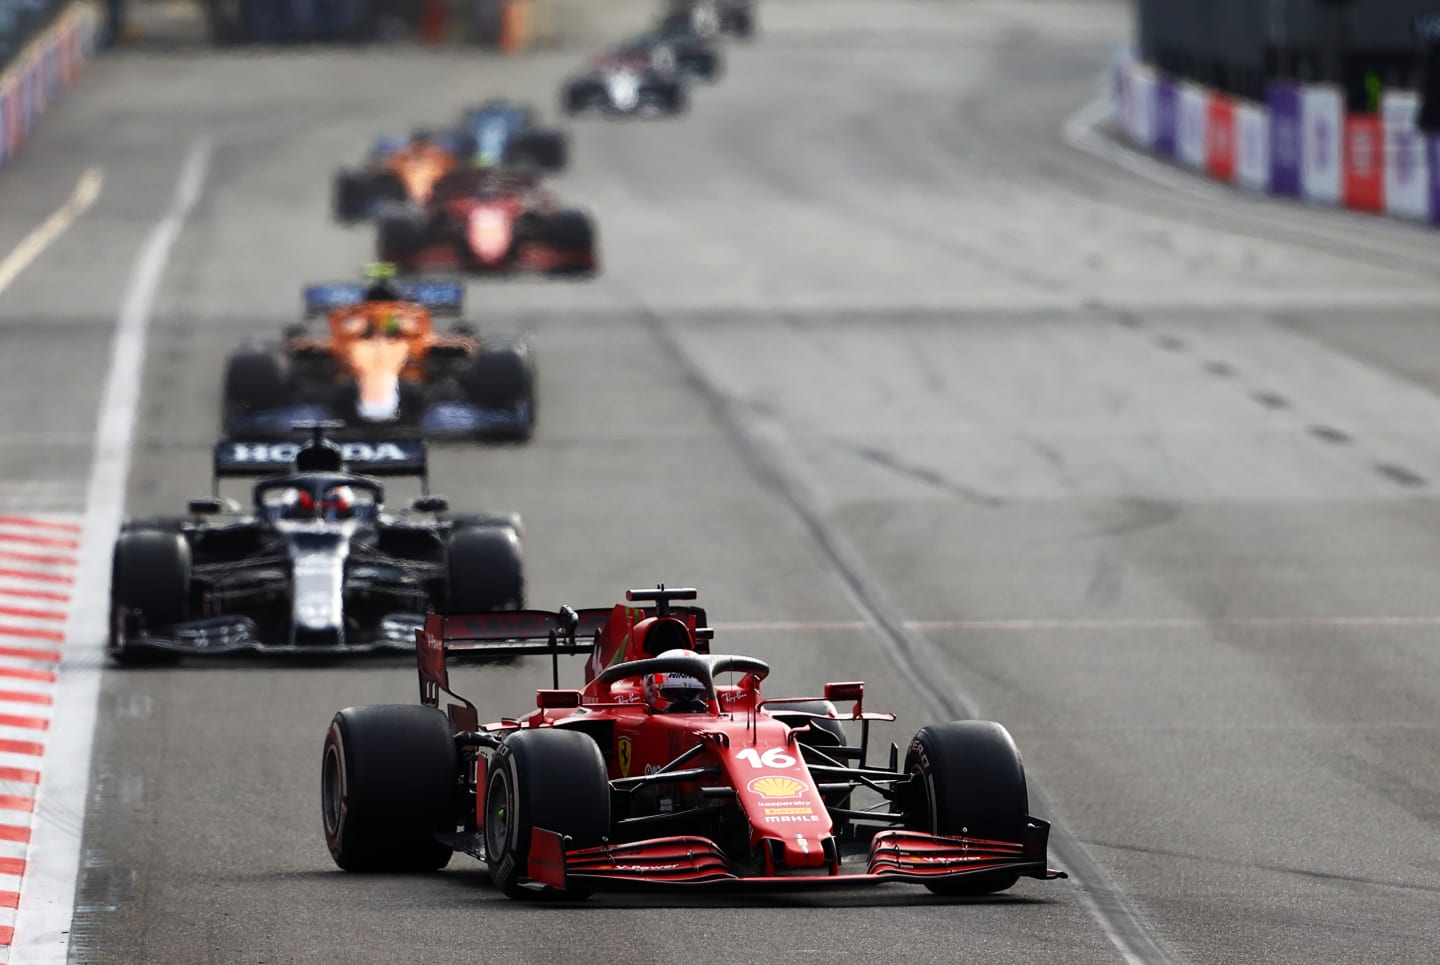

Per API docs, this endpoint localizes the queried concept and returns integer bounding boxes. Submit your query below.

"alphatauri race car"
[376,169,598,277]
[561,54,687,117]
[109,428,525,663]
[321,586,1065,896]
[614,27,723,82]
[660,0,755,39]
[222,276,535,440]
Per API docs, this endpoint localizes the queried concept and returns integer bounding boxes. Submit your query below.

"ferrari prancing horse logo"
[618,737,633,777]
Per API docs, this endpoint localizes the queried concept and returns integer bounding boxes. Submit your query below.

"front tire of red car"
[903,720,1028,896]
[484,729,609,899]
[322,705,457,873]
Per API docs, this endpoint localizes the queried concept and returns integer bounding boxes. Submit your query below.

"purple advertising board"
[1267,82,1303,197]
[20,59,37,134]
[1153,78,1178,159]
[1427,136,1440,225]
[44,46,61,100]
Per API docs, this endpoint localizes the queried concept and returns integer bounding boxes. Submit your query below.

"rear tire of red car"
[484,729,610,898]
[542,212,597,277]
[109,529,191,665]
[444,525,525,611]
[903,720,1028,896]
[321,705,457,872]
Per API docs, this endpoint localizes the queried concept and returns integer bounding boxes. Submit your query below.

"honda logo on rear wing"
[213,439,428,478]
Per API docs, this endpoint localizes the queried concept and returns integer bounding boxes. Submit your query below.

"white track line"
[11,140,211,965]
[0,169,104,297]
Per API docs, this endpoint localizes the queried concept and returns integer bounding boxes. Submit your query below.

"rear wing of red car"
[417,605,710,724]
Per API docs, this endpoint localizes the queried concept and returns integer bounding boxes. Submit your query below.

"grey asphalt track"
[2,0,1439,962]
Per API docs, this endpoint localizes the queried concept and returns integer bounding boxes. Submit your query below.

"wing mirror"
[187,498,231,516]
[412,495,449,513]
[536,690,583,710]
[824,681,864,704]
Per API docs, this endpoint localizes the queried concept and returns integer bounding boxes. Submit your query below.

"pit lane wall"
[1113,53,1436,225]
[0,2,99,169]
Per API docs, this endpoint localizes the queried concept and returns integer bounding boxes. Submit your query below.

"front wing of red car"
[525,821,1066,891]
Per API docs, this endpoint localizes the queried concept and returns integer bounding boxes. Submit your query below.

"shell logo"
[747,776,806,799]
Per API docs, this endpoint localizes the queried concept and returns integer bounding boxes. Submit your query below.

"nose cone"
[349,341,408,422]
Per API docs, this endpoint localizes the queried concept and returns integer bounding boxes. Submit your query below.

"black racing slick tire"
[725,9,755,39]
[462,344,533,411]
[685,49,722,82]
[484,729,610,898]
[903,721,1029,895]
[109,529,191,664]
[444,526,525,611]
[332,171,370,223]
[321,705,457,872]
[543,211,595,254]
[508,130,568,171]
[222,348,286,431]
[376,215,425,264]
[561,82,592,116]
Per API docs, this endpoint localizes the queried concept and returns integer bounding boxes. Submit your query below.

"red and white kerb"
[0,515,78,955]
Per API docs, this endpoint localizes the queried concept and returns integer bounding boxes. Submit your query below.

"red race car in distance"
[321,586,1065,898]
[376,168,598,278]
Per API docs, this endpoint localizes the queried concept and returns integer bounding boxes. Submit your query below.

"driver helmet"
[322,485,355,520]
[644,663,708,714]
[282,487,317,519]
[363,263,401,302]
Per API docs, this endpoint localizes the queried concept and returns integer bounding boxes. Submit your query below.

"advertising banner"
[20,54,37,133]
[1177,83,1209,170]
[42,44,59,102]
[1236,102,1270,192]
[1344,115,1384,212]
[1267,82,1303,196]
[1427,137,1440,225]
[1113,59,1133,143]
[1119,61,1156,149]
[0,77,8,165]
[1153,77,1178,159]
[1383,91,1429,220]
[1205,95,1237,181]
[2,75,18,158]
[58,14,76,85]
[1300,85,1343,205]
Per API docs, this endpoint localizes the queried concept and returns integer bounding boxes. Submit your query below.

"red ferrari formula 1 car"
[321,586,1064,897]
[376,168,598,278]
